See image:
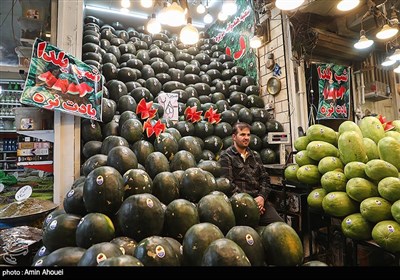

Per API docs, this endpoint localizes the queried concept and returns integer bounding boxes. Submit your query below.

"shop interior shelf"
[1,90,23,93]
[17,130,54,142]
[17,161,53,173]
[17,160,53,165]
[0,103,20,106]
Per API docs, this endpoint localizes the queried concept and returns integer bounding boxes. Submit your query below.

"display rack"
[0,79,24,173]
[16,130,54,143]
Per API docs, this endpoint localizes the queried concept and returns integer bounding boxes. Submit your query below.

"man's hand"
[254,196,265,215]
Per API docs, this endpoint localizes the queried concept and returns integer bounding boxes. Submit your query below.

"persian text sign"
[157,92,178,121]
[20,38,103,121]
[316,64,350,120]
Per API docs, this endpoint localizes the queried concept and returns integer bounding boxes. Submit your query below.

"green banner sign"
[316,64,350,120]
[206,0,257,81]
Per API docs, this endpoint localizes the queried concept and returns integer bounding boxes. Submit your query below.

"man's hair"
[232,122,251,135]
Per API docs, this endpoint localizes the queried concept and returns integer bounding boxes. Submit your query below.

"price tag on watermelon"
[15,185,32,201]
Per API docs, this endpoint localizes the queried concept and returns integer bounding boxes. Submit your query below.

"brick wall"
[257,8,291,134]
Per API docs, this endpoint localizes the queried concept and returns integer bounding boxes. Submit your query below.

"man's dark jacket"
[218,145,270,199]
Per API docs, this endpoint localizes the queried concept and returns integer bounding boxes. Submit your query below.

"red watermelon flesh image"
[52,78,69,93]
[38,71,53,82]
[78,83,94,97]
[67,83,80,95]
[45,74,58,87]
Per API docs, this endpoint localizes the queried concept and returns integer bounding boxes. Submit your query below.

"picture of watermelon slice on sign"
[225,36,246,60]
[51,78,69,94]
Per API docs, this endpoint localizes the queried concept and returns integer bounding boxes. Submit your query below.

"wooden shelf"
[17,130,54,142]
[1,90,22,93]
[17,160,53,165]
[364,91,390,102]
[0,159,15,163]
[4,168,24,172]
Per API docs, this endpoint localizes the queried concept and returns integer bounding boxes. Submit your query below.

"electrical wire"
[0,0,17,29]
[306,73,317,126]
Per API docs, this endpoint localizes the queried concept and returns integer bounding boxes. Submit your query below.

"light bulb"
[121,0,130,8]
[197,3,206,14]
[250,35,262,49]
[381,57,396,66]
[180,23,199,45]
[141,0,153,8]
[147,15,161,34]
[275,0,304,11]
[275,0,304,10]
[222,0,237,16]
[204,13,213,24]
[389,49,400,61]
[354,35,373,49]
[337,0,360,11]
[218,12,227,21]
[376,24,399,40]
[163,2,186,27]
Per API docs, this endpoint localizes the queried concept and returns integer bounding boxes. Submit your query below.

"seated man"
[218,122,284,226]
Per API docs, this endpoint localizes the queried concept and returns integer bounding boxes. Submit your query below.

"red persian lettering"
[37,41,69,68]
[212,7,251,43]
[317,66,332,81]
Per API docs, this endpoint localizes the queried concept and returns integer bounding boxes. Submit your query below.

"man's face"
[233,127,250,149]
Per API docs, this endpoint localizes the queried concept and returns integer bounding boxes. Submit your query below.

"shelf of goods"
[0,79,24,173]
[16,136,54,173]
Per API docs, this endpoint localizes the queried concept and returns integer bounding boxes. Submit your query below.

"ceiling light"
[85,5,148,19]
[376,24,399,40]
[222,0,237,16]
[336,0,360,11]
[275,0,304,11]
[121,0,131,9]
[147,14,161,34]
[204,12,213,24]
[381,57,396,66]
[389,49,400,61]
[250,35,262,49]
[159,1,186,27]
[394,65,400,73]
[141,0,153,8]
[197,2,206,14]
[180,17,199,45]
[354,31,373,49]
[218,12,227,21]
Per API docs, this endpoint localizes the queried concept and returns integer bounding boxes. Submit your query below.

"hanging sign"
[316,64,350,120]
[20,38,103,121]
[207,0,257,81]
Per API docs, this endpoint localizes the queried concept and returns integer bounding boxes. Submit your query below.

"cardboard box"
[18,142,51,149]
[17,148,49,156]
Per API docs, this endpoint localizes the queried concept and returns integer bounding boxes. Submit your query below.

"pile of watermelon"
[285,118,400,254]
[30,17,308,266]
